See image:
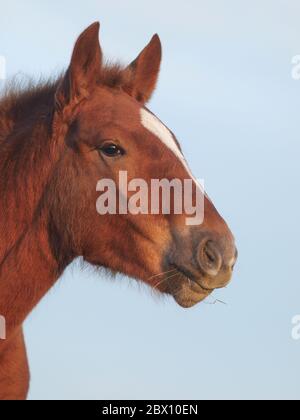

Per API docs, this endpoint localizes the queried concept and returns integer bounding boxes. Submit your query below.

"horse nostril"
[198,239,223,277]
[204,243,216,264]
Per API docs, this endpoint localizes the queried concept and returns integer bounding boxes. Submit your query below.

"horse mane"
[0,62,128,139]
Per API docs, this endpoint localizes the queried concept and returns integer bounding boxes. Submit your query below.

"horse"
[0,22,237,400]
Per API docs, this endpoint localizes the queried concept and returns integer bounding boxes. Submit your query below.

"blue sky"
[1,0,300,400]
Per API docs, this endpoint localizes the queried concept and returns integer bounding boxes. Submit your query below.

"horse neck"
[0,93,70,340]
[0,218,60,340]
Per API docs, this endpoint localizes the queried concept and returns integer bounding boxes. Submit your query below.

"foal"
[0,23,237,399]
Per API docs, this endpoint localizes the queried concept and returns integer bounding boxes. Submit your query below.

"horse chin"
[172,285,213,308]
[164,274,214,308]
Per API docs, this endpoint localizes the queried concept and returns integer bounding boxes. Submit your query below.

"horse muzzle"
[163,231,238,308]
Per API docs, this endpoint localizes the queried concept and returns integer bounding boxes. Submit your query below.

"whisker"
[204,299,228,306]
[148,269,177,281]
[153,272,180,290]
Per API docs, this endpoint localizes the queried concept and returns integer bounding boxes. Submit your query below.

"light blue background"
[1,0,300,400]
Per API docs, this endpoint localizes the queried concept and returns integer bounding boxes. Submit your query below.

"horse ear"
[124,34,162,104]
[55,22,102,113]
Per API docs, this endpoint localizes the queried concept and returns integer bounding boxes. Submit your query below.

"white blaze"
[140,108,202,189]
[140,108,184,162]
[140,108,207,225]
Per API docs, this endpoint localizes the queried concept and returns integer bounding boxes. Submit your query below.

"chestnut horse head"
[51,22,237,307]
[0,22,237,311]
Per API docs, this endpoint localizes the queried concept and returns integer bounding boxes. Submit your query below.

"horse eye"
[99,143,125,157]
